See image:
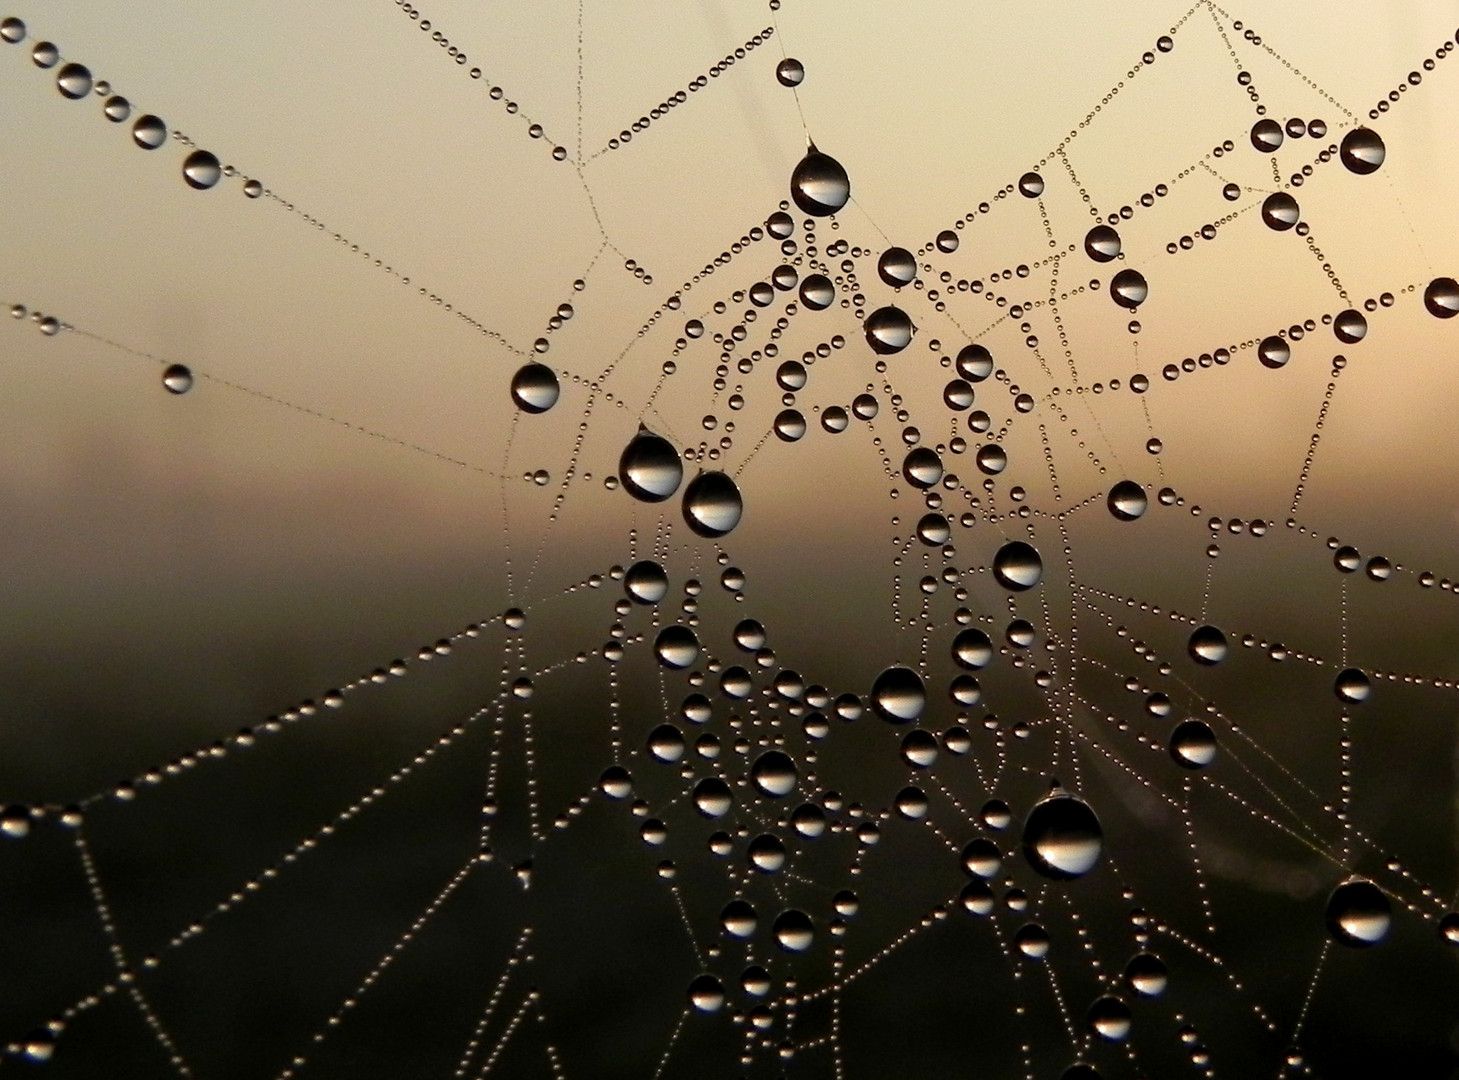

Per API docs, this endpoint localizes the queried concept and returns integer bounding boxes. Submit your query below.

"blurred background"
[1,0,1458,1077]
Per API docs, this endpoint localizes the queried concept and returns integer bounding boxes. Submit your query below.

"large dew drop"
[1125,953,1168,997]
[1257,335,1291,369]
[182,150,222,190]
[688,974,725,1013]
[864,306,914,354]
[682,471,743,537]
[1334,668,1371,703]
[1250,118,1284,152]
[1340,127,1385,174]
[750,750,798,798]
[1333,309,1368,344]
[1106,480,1147,521]
[1261,192,1300,231]
[1084,225,1121,263]
[624,560,669,605]
[654,625,700,669]
[510,362,559,413]
[55,62,92,100]
[877,247,917,287]
[1109,269,1147,310]
[619,430,682,502]
[952,628,993,670]
[1325,878,1391,946]
[993,541,1043,591]
[799,274,835,310]
[161,363,194,395]
[1169,719,1218,769]
[1188,624,1227,665]
[132,114,168,149]
[1022,788,1103,881]
[956,343,994,382]
[1087,997,1132,1043]
[902,447,943,489]
[773,909,814,952]
[870,666,926,723]
[1424,277,1459,318]
[775,57,804,86]
[790,145,850,216]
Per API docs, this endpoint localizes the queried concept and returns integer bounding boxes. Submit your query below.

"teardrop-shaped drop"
[864,306,913,354]
[790,146,850,216]
[619,430,683,502]
[682,471,743,537]
[1023,788,1103,880]
[1325,878,1391,946]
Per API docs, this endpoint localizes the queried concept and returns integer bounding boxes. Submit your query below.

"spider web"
[2,1,1459,1078]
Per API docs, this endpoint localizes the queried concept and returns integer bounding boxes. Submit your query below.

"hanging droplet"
[688,974,725,1013]
[1106,480,1147,520]
[1325,878,1391,946]
[901,730,939,768]
[975,444,1007,474]
[961,838,1002,879]
[104,95,131,122]
[870,665,926,723]
[773,909,814,952]
[1250,118,1284,152]
[1169,719,1218,769]
[1,806,31,838]
[1423,277,1459,318]
[864,306,913,354]
[1334,668,1371,703]
[895,786,929,819]
[647,724,685,763]
[695,778,734,818]
[161,363,193,394]
[993,541,1043,591]
[55,62,92,99]
[1125,952,1168,997]
[1109,269,1147,310]
[774,409,806,442]
[0,17,24,43]
[734,619,767,652]
[790,145,850,216]
[1084,225,1121,262]
[182,150,222,190]
[1222,182,1241,201]
[952,628,993,670]
[1087,997,1132,1043]
[799,273,835,310]
[1188,625,1227,665]
[655,625,700,669]
[619,430,683,502]
[682,471,743,537]
[1022,787,1103,880]
[243,178,264,198]
[775,57,805,86]
[1333,309,1367,343]
[132,114,168,149]
[599,766,632,799]
[1017,172,1045,198]
[902,447,944,489]
[750,750,798,797]
[851,393,878,420]
[29,40,57,68]
[1261,192,1300,231]
[510,362,559,413]
[624,560,669,604]
[956,343,994,382]
[1014,923,1051,958]
[877,247,917,287]
[1339,127,1385,175]
[1257,335,1291,369]
[721,899,757,937]
[747,833,787,872]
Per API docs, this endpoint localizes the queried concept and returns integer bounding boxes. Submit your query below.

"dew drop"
[851,393,878,420]
[55,62,92,100]
[1125,952,1168,997]
[243,178,264,198]
[599,766,632,799]
[1084,225,1121,263]
[647,723,685,763]
[30,40,57,68]
[750,750,798,797]
[695,778,734,818]
[1424,277,1459,318]
[182,150,222,190]
[790,145,850,217]
[1015,923,1051,958]
[688,973,725,1013]
[774,409,806,442]
[864,306,914,354]
[773,909,814,952]
[1250,118,1284,152]
[734,619,767,651]
[955,344,994,382]
[902,447,944,489]
[1022,788,1103,880]
[901,729,939,768]
[132,114,168,149]
[799,273,835,310]
[624,560,669,604]
[877,247,917,287]
[104,95,131,122]
[1334,668,1371,703]
[1169,719,1218,769]
[683,471,743,537]
[1261,192,1300,231]
[1325,878,1391,946]
[1106,480,1147,521]
[1257,335,1291,369]
[961,838,1002,879]
[775,57,805,86]
[654,625,700,669]
[1109,269,1148,310]
[160,363,193,395]
[1,806,31,839]
[895,786,929,819]
[993,541,1043,591]
[1087,996,1132,1042]
[510,362,559,413]
[1222,182,1241,201]
[1188,625,1227,665]
[748,833,787,872]
[1333,309,1367,343]
[0,17,24,43]
[1018,172,1045,198]
[1340,127,1385,175]
[870,665,926,723]
[619,430,683,502]
[721,899,757,936]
